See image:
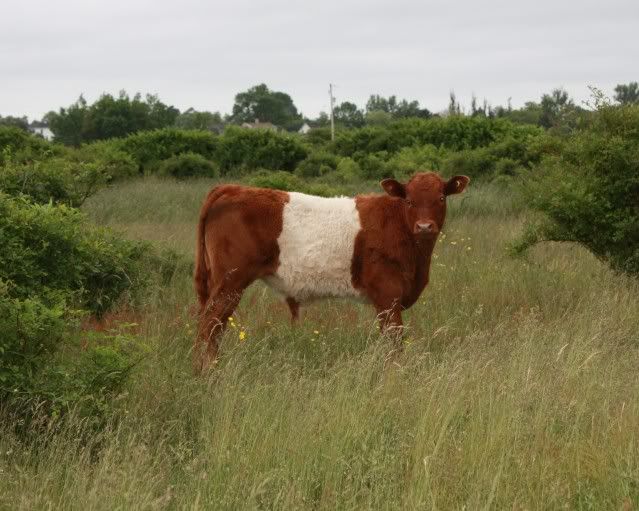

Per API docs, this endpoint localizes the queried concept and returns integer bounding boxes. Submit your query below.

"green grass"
[2,177,638,510]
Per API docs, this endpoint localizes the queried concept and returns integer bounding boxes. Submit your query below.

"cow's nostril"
[416,221,437,233]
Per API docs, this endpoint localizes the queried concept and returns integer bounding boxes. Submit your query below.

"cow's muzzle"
[414,221,438,235]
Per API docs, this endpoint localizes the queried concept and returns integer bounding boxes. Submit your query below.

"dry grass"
[1,177,638,510]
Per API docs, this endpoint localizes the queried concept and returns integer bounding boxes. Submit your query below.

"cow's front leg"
[374,301,405,347]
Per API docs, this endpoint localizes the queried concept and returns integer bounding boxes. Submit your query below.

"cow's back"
[263,192,363,302]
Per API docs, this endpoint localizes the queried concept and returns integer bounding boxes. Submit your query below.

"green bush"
[294,151,339,178]
[514,102,639,276]
[334,157,363,183]
[0,286,66,397]
[72,141,138,182]
[158,152,219,179]
[120,128,218,171]
[441,148,495,178]
[0,194,185,428]
[247,170,306,191]
[0,156,115,207]
[333,116,543,157]
[354,152,391,180]
[0,126,59,165]
[0,194,151,316]
[246,170,343,197]
[216,126,307,174]
[386,144,447,180]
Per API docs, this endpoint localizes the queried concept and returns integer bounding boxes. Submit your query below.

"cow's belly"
[263,192,363,303]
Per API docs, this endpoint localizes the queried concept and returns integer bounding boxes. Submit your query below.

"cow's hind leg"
[286,297,300,325]
[195,275,251,373]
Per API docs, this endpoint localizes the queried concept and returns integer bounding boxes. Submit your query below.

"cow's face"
[381,172,469,236]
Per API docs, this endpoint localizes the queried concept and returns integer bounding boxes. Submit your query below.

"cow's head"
[381,172,469,236]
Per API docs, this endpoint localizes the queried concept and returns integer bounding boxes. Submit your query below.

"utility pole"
[329,83,335,141]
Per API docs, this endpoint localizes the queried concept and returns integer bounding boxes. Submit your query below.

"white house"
[28,122,54,141]
[298,122,312,135]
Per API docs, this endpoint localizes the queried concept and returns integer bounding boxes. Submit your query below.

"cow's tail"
[194,186,224,308]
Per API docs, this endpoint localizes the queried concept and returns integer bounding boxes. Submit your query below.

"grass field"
[2,177,638,510]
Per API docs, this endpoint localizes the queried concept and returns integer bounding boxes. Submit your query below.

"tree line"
[2,82,638,146]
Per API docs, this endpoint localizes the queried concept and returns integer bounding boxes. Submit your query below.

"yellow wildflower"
[239,330,246,341]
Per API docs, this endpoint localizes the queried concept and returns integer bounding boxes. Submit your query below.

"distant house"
[298,122,312,135]
[241,118,279,132]
[28,121,54,141]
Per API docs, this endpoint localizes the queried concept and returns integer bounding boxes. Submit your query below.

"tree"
[614,82,639,105]
[0,115,29,130]
[333,101,365,128]
[448,91,461,116]
[365,94,430,120]
[48,95,89,146]
[539,88,574,129]
[231,83,302,129]
[175,108,223,131]
[48,92,180,145]
[365,110,392,126]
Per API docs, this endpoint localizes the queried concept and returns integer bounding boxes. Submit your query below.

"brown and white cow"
[194,171,469,371]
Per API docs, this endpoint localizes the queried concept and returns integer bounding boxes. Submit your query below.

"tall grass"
[1,177,638,509]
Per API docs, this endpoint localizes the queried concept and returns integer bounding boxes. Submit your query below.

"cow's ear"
[381,179,406,198]
[444,175,470,196]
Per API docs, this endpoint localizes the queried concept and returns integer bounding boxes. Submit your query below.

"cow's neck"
[403,234,438,308]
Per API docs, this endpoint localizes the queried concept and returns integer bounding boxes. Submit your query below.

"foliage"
[0,126,59,165]
[247,170,342,197]
[216,126,307,174]
[514,102,639,276]
[0,194,154,316]
[333,116,542,157]
[366,94,431,119]
[231,83,302,130]
[120,128,218,172]
[175,108,223,131]
[48,92,179,146]
[386,144,447,179]
[0,155,120,207]
[0,115,29,131]
[158,153,219,179]
[333,102,365,128]
[614,82,639,105]
[294,150,339,178]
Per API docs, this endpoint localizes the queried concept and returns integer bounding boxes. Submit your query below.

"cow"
[193,171,469,371]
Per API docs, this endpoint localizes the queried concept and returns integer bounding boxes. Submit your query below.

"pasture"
[2,177,638,510]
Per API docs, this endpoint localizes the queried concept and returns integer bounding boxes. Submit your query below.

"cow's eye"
[439,196,445,202]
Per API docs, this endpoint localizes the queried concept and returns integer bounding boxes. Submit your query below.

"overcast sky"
[2,0,638,121]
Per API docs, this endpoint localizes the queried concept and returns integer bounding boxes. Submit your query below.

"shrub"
[158,153,219,179]
[333,116,544,157]
[294,151,339,178]
[304,127,332,147]
[72,140,138,182]
[514,101,639,276]
[246,170,343,197]
[0,157,114,207]
[120,128,218,171]
[0,194,185,428]
[0,286,67,398]
[216,126,307,174]
[354,152,392,180]
[0,194,152,316]
[334,157,363,183]
[386,144,447,180]
[441,148,495,179]
[247,170,305,191]
[0,126,59,165]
